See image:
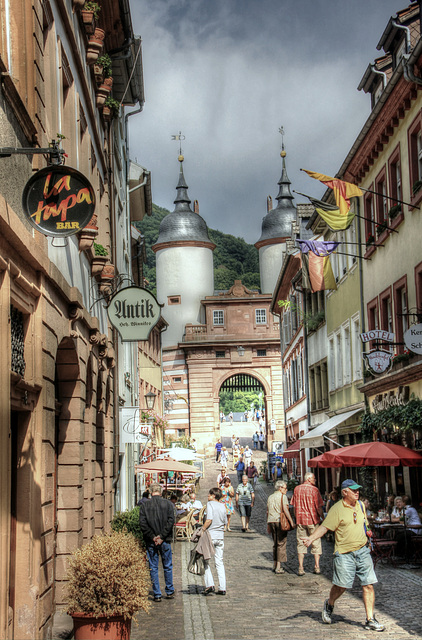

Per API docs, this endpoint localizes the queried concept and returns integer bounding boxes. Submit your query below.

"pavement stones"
[132,445,422,640]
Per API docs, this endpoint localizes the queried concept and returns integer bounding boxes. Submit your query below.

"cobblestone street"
[133,447,422,640]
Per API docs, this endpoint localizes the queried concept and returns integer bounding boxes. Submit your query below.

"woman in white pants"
[201,487,227,596]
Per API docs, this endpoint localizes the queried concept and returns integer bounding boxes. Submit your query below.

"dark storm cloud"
[129,0,405,242]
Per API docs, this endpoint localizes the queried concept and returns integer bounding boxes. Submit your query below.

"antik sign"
[107,286,161,341]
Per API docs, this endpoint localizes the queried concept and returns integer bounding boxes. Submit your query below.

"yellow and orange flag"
[303,169,362,217]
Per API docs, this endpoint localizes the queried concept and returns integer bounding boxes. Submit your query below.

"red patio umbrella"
[311,442,422,468]
[307,453,341,468]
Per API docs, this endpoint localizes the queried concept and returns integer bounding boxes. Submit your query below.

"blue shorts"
[239,504,252,518]
[332,544,377,589]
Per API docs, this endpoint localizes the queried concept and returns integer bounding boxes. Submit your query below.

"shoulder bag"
[280,496,292,531]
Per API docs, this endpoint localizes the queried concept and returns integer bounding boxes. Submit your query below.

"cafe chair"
[174,509,196,541]
[370,533,398,568]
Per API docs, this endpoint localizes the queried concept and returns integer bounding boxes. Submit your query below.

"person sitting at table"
[363,498,374,518]
[385,494,396,518]
[402,495,422,534]
[186,491,203,513]
[390,496,404,522]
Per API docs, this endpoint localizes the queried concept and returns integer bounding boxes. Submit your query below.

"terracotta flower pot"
[81,10,95,34]
[103,76,113,89]
[93,63,104,84]
[71,612,131,640]
[96,87,109,107]
[102,106,112,121]
[78,227,98,252]
[91,256,108,276]
[101,264,115,280]
[87,44,103,65]
[94,27,105,41]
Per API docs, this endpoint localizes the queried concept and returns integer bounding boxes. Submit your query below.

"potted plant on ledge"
[91,242,109,276]
[66,530,150,640]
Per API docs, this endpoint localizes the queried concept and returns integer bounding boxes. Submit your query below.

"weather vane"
[171,131,185,157]
[278,126,285,150]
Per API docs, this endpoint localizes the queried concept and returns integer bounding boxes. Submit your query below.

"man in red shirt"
[291,472,324,576]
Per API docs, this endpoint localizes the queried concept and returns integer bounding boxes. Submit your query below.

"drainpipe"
[402,53,422,85]
[392,20,411,55]
[370,64,387,90]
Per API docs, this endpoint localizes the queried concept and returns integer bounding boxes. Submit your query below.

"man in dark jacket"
[139,483,175,602]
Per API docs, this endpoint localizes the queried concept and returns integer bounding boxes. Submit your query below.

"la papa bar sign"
[107,286,161,341]
[22,166,95,237]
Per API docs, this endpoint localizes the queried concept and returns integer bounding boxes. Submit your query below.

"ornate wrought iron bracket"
[0,139,66,165]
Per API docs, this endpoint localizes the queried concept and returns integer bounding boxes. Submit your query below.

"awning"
[283,439,301,458]
[300,408,362,450]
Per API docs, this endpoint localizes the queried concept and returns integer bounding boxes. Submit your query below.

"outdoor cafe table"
[372,521,422,562]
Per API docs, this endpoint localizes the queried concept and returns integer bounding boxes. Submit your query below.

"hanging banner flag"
[302,169,362,216]
[302,252,337,292]
[296,239,340,256]
[311,196,356,231]
[22,166,95,237]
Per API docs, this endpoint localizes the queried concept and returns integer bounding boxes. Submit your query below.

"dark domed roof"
[255,153,297,246]
[154,161,214,247]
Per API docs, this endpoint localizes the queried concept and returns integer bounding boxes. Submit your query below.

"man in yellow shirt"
[302,479,384,633]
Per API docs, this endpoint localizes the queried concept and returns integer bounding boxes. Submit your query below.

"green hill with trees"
[134,204,260,295]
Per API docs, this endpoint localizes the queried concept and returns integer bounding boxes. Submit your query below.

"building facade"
[0,0,144,637]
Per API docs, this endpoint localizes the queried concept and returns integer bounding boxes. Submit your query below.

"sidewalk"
[133,447,422,640]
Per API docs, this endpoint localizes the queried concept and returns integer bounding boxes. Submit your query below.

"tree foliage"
[134,204,261,296]
[219,390,263,414]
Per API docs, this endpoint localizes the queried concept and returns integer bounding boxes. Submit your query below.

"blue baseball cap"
[341,479,362,491]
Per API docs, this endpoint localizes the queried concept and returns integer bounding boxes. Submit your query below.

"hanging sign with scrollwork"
[361,328,394,375]
[120,407,151,445]
[22,166,95,237]
[107,286,161,341]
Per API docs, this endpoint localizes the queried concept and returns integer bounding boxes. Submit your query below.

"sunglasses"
[353,511,357,524]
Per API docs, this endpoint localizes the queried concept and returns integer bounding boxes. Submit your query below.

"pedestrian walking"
[290,472,324,576]
[272,460,283,483]
[259,431,265,450]
[202,487,227,596]
[215,438,222,463]
[235,475,255,532]
[220,446,229,467]
[231,434,236,453]
[139,483,175,602]
[217,467,228,487]
[247,460,259,488]
[267,480,295,573]
[235,456,246,484]
[243,445,252,465]
[302,479,385,632]
[252,431,259,450]
[221,477,235,531]
[232,441,240,470]
[229,411,234,425]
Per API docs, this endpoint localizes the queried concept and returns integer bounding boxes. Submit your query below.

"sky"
[129,0,407,243]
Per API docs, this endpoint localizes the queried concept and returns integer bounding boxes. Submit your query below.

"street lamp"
[237,345,245,357]
[144,390,156,411]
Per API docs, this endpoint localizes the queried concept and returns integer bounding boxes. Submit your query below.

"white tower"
[255,149,297,294]
[152,156,215,349]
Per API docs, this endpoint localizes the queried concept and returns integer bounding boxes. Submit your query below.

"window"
[257,349,267,357]
[168,296,181,305]
[309,362,328,411]
[364,190,375,246]
[415,261,422,319]
[215,351,225,358]
[328,337,335,391]
[380,287,393,350]
[341,322,351,385]
[408,113,422,201]
[172,376,182,383]
[255,309,267,325]
[351,313,362,381]
[393,277,408,354]
[388,145,402,211]
[375,167,388,230]
[213,310,224,325]
[367,297,379,350]
[335,332,342,388]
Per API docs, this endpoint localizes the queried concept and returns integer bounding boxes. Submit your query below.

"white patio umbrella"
[158,447,202,461]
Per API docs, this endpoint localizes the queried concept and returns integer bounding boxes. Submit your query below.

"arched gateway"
[162,282,285,452]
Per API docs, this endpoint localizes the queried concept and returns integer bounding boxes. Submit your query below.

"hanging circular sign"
[363,349,393,375]
[107,286,161,341]
[404,323,422,355]
[22,166,96,237]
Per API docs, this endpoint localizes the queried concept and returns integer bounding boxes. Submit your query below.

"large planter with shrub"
[66,530,150,640]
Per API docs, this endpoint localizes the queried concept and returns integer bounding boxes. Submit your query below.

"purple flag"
[296,239,340,257]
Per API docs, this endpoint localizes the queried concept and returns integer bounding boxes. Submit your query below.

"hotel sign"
[107,286,161,341]
[22,166,95,237]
